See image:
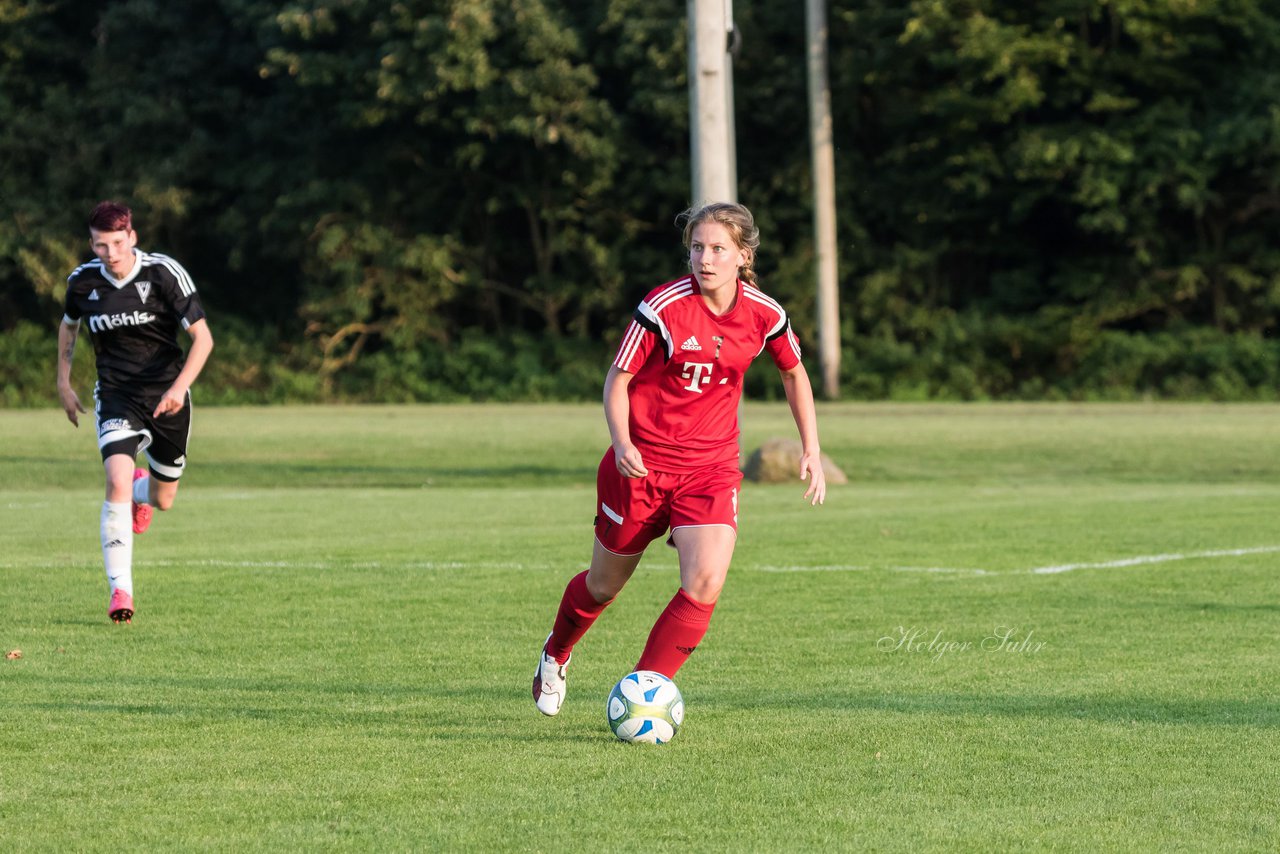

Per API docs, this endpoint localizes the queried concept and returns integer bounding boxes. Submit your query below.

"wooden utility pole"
[806,0,841,398]
[689,0,737,204]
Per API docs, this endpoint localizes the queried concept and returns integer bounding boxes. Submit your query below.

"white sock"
[132,470,151,505]
[101,501,133,595]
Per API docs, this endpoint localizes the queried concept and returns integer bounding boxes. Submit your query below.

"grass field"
[2,402,1278,851]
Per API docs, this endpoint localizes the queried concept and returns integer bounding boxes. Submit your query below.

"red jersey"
[612,275,802,472]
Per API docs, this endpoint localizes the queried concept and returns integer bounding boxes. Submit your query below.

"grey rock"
[741,438,848,484]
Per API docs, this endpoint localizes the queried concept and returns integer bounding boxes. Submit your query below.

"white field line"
[755,564,871,573]
[1027,545,1280,574]
[754,564,995,575]
[755,546,1280,576]
[0,558,550,571]
[891,566,1000,576]
[175,559,552,571]
[1,547,1276,575]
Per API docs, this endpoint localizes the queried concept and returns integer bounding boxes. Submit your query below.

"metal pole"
[724,0,738,197]
[807,0,841,398]
[689,0,743,440]
[689,0,737,204]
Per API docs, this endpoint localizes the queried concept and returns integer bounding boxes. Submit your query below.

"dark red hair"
[89,201,133,233]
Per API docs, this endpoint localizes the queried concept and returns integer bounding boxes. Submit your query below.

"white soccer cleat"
[532,637,570,716]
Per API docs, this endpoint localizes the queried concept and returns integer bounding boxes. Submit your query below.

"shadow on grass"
[10,671,1277,731]
[706,689,1280,728]
[4,672,608,741]
[1181,601,1280,613]
[181,461,595,488]
[0,456,596,489]
[9,700,607,746]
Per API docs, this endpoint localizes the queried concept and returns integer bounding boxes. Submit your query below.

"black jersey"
[63,250,207,389]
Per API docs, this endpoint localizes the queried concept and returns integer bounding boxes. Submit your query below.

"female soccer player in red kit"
[533,202,826,715]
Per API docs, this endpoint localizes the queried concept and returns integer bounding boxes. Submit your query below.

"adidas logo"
[680,336,702,351]
[105,538,125,549]
[89,289,100,301]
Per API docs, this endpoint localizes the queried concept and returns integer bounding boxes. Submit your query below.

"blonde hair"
[677,202,760,286]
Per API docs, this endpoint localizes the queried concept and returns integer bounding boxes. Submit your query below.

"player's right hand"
[613,443,648,478]
[799,451,827,506]
[153,384,187,418]
[59,387,87,427]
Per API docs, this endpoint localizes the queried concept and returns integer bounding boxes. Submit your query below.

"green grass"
[2,402,1278,851]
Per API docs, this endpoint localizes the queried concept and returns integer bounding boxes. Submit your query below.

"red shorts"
[594,449,743,555]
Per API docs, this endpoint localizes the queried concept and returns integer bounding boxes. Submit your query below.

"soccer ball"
[606,670,684,744]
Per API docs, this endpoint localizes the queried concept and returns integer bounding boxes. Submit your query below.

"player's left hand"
[153,386,187,418]
[799,452,826,506]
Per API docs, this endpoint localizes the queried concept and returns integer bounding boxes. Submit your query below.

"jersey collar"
[101,250,143,289]
[692,276,742,319]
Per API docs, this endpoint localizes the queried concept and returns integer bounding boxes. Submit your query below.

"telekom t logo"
[681,362,714,392]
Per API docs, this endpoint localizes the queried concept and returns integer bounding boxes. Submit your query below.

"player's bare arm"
[56,320,87,427]
[603,365,647,478]
[153,318,214,417]
[779,362,826,506]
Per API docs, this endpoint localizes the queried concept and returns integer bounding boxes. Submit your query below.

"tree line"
[3,0,1278,404]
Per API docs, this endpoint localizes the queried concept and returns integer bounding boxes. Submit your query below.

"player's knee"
[152,484,178,511]
[682,574,724,605]
[585,573,622,603]
[105,474,133,503]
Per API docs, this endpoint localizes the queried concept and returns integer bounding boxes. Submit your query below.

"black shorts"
[93,383,192,482]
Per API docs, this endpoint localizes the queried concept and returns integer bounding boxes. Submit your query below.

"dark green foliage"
[2,0,1278,403]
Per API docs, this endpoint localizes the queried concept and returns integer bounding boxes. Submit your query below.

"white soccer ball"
[606,670,684,744]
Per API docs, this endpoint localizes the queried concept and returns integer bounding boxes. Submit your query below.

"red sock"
[545,571,612,663]
[635,588,716,678]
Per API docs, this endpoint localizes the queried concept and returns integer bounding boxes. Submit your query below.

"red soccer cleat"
[108,588,134,624]
[132,468,153,534]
